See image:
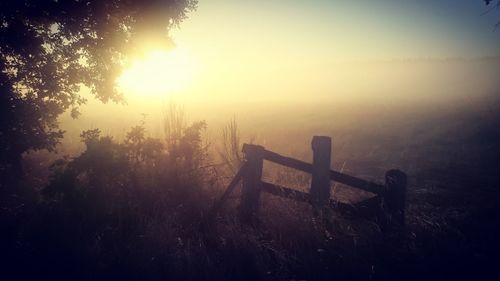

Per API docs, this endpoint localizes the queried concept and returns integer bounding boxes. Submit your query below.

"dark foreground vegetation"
[1,1,499,280]
[1,98,500,281]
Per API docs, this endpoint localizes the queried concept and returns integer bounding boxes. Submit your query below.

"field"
[2,91,499,280]
[2,1,500,280]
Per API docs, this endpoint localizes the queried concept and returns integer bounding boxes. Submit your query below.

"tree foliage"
[45,120,209,200]
[484,0,500,28]
[0,0,197,182]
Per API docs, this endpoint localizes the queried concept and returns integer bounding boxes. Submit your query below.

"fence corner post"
[383,169,407,229]
[239,144,265,223]
[310,136,332,214]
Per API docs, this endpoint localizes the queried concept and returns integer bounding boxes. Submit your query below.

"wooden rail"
[261,181,358,215]
[245,144,386,195]
[210,136,407,230]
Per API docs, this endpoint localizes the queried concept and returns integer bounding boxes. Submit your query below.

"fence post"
[383,169,407,228]
[310,136,332,213]
[239,144,264,223]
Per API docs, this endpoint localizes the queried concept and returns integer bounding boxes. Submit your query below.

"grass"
[2,98,500,280]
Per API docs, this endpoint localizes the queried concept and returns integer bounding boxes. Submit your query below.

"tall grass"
[1,101,500,280]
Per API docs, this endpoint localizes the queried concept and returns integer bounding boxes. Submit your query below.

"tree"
[484,0,498,5]
[0,0,197,186]
[484,0,500,28]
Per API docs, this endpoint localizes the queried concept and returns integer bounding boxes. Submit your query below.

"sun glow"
[118,47,197,97]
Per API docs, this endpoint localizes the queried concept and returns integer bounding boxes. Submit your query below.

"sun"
[118,47,196,97]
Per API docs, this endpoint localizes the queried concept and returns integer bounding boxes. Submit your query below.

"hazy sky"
[67,0,500,142]
[164,0,500,103]
[173,0,500,60]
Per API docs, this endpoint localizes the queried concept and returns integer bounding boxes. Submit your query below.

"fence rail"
[245,144,386,195]
[209,136,407,230]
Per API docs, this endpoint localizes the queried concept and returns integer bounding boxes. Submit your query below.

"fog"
[58,57,500,154]
[5,1,500,279]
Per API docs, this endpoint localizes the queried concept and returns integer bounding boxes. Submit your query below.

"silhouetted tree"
[484,0,500,28]
[0,0,197,188]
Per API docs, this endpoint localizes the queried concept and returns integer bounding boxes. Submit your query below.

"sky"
[66,0,500,139]
[173,0,500,61]
[162,0,500,103]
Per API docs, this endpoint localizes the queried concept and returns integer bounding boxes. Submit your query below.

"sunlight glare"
[118,47,196,97]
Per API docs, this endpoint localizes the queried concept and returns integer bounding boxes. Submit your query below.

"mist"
[59,57,500,148]
[3,1,500,280]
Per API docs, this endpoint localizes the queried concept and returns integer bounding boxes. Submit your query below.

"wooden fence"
[210,136,407,230]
